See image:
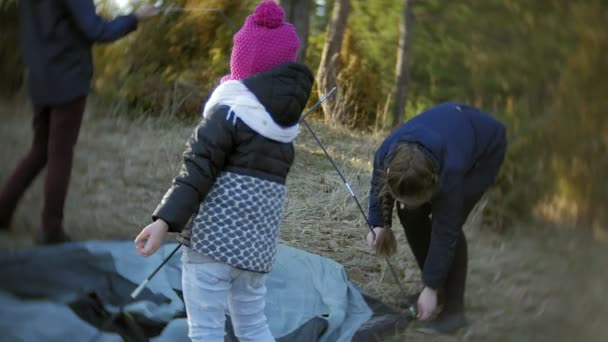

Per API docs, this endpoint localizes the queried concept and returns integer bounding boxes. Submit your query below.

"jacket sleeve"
[62,0,138,43]
[422,179,464,289]
[153,107,235,232]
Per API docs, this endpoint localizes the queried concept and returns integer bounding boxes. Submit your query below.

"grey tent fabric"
[0,291,122,342]
[0,241,408,341]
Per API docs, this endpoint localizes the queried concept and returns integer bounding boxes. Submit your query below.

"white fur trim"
[202,81,299,143]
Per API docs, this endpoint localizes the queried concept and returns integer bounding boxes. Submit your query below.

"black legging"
[0,96,86,233]
[395,136,507,314]
[396,201,471,315]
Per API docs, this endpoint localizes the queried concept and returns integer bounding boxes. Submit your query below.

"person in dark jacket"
[366,102,507,334]
[134,2,313,341]
[0,1,159,244]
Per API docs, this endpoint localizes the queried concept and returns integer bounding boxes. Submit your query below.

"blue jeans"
[182,249,275,342]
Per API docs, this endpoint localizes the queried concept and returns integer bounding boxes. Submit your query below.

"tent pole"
[130,87,416,319]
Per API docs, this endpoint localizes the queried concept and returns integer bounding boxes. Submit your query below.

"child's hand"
[366,227,385,249]
[135,219,169,257]
[417,286,438,320]
[366,227,397,256]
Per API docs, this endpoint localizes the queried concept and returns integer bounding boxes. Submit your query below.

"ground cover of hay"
[1,101,606,341]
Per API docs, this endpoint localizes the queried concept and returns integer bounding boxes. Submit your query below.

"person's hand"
[135,4,160,21]
[366,226,397,256]
[366,227,385,249]
[417,286,438,320]
[135,219,169,256]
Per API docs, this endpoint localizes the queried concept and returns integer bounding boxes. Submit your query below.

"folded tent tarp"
[0,241,409,341]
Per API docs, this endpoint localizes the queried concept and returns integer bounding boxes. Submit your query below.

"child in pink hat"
[135,1,314,341]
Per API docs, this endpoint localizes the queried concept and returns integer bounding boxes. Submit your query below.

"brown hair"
[382,143,437,205]
[373,143,437,257]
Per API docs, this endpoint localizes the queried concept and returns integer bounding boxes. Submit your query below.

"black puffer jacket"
[153,62,314,233]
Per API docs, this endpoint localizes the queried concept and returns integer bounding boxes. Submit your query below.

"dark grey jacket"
[19,0,138,105]
[153,62,314,233]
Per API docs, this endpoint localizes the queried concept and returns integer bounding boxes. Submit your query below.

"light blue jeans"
[182,248,275,342]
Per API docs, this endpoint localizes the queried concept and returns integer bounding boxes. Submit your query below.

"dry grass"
[1,100,607,341]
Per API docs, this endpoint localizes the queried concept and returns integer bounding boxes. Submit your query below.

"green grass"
[1,99,607,341]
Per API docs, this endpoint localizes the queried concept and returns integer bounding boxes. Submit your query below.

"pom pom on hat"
[252,1,284,28]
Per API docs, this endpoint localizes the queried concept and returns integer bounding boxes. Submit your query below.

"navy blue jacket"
[368,102,507,289]
[19,0,138,105]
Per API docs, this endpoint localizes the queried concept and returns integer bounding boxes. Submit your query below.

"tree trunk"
[389,0,414,129]
[0,0,24,98]
[316,0,350,124]
[278,0,312,62]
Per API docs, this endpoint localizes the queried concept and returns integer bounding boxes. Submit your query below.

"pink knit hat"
[221,1,300,82]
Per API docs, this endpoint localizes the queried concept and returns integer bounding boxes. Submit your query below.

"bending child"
[367,102,507,334]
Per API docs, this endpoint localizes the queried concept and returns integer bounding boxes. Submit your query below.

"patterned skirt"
[190,172,286,273]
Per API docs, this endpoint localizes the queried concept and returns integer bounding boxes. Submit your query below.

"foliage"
[1,0,606,229]
[94,0,251,118]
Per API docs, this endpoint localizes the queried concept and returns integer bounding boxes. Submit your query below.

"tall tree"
[316,0,350,124]
[279,0,312,62]
[389,0,414,129]
[0,0,24,98]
